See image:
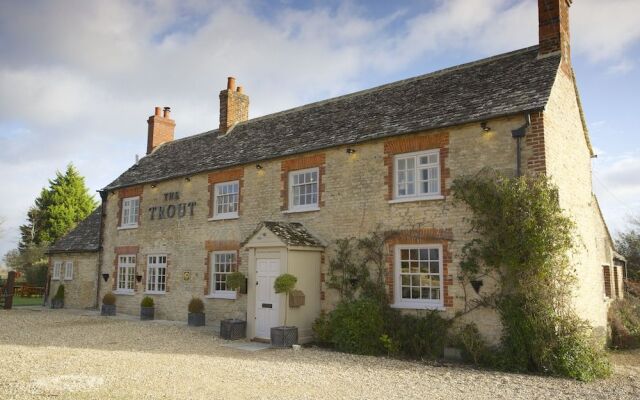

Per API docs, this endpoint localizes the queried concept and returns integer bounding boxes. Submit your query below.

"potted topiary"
[270,273,298,348]
[51,284,65,309]
[140,296,154,320]
[220,271,247,340]
[188,297,205,326]
[101,292,116,316]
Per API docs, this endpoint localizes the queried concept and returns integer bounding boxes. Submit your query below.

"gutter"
[511,113,531,177]
[95,190,108,309]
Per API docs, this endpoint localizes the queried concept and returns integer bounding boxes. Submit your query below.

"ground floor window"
[210,251,237,299]
[52,262,62,280]
[394,244,443,309]
[64,261,73,280]
[117,255,136,293]
[146,255,167,293]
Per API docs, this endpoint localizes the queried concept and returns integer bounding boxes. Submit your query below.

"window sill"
[206,292,237,300]
[388,195,445,204]
[114,291,135,296]
[145,291,166,295]
[391,302,445,311]
[52,278,61,281]
[283,207,320,214]
[208,214,239,221]
[63,278,73,281]
[117,225,139,231]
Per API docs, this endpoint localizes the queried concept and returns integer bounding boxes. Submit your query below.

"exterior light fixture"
[151,183,157,188]
[480,122,491,132]
[185,177,191,182]
[136,274,143,283]
[256,164,263,170]
[346,148,356,154]
[102,273,110,282]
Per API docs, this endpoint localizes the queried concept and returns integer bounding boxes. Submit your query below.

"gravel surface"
[1,308,639,399]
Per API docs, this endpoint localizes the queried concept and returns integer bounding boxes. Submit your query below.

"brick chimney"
[538,0,572,63]
[219,77,249,134]
[147,106,175,155]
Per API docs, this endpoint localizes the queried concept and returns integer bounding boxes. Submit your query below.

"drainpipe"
[511,113,531,177]
[95,190,108,309]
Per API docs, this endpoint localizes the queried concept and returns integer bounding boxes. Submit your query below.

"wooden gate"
[0,271,16,310]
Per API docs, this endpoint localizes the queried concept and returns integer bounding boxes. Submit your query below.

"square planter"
[220,319,246,340]
[188,312,205,327]
[270,326,298,348]
[50,298,64,309]
[140,306,155,320]
[101,304,116,316]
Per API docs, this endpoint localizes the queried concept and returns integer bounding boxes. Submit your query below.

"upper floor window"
[146,255,167,294]
[394,245,443,309]
[121,196,140,228]
[210,251,237,299]
[117,255,136,293]
[52,262,62,280]
[213,181,239,219]
[289,167,319,211]
[394,150,440,200]
[64,261,73,281]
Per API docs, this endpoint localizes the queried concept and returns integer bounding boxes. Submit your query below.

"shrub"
[53,284,65,300]
[608,297,640,349]
[329,298,386,355]
[226,271,246,292]
[102,292,116,306]
[274,274,297,294]
[389,311,452,360]
[188,297,204,314]
[453,323,492,365]
[311,311,333,347]
[141,296,154,307]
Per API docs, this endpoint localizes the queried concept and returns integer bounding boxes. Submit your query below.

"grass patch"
[12,295,44,307]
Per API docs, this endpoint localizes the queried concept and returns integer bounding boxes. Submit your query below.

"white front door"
[255,258,281,339]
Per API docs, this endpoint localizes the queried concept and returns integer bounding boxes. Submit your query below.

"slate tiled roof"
[104,46,560,190]
[47,207,102,254]
[243,221,324,247]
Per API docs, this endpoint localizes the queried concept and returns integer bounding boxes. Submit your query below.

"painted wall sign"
[148,192,197,220]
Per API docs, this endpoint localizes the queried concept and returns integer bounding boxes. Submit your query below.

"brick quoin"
[280,153,326,211]
[383,132,450,200]
[384,228,454,308]
[207,168,244,217]
[602,265,611,298]
[526,112,546,174]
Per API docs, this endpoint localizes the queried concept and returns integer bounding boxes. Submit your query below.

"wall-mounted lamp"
[102,273,110,282]
[151,183,157,188]
[110,190,115,195]
[470,279,483,294]
[185,177,191,182]
[346,148,356,154]
[256,164,263,170]
[480,122,491,133]
[136,274,143,283]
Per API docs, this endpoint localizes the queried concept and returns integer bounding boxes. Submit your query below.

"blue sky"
[1,0,639,261]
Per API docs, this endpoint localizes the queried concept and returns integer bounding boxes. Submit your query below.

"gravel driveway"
[1,308,638,399]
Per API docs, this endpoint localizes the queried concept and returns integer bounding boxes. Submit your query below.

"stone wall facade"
[48,252,99,309]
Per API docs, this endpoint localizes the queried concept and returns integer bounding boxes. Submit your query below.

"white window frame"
[391,149,442,203]
[211,180,239,220]
[116,255,136,294]
[146,254,167,294]
[392,244,444,310]
[63,261,73,281]
[208,251,237,299]
[52,262,62,280]
[287,167,320,212]
[120,196,140,228]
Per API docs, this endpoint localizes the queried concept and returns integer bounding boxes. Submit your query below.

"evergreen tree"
[616,216,640,280]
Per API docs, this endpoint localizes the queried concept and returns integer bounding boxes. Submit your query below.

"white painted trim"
[391,244,445,310]
[212,180,240,220]
[206,291,237,300]
[113,290,134,296]
[288,167,320,212]
[120,196,140,228]
[388,195,445,204]
[393,149,441,200]
[282,207,320,214]
[208,214,239,221]
[144,291,166,295]
[117,225,138,230]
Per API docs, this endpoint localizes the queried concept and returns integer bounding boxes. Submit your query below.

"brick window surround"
[383,132,450,201]
[526,111,546,174]
[207,168,244,218]
[613,266,620,298]
[117,186,143,228]
[603,265,611,298]
[280,153,326,211]
[384,228,453,308]
[113,246,140,291]
[203,240,240,295]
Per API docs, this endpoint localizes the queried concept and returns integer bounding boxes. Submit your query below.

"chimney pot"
[227,77,236,91]
[155,106,162,116]
[237,86,243,94]
[163,106,171,118]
